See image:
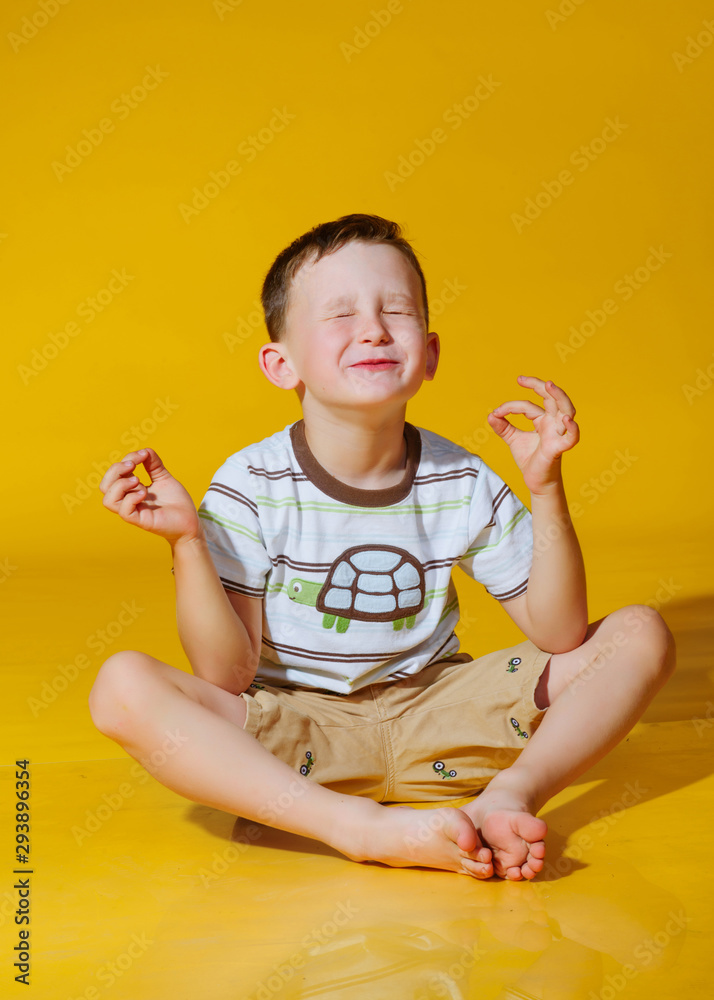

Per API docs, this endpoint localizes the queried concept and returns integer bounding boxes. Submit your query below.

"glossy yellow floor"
[2,534,712,1000]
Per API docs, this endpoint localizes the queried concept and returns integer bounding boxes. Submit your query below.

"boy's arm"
[171,532,262,695]
[499,475,588,652]
[487,375,588,654]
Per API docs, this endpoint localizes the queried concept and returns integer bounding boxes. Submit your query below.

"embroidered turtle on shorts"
[288,544,426,634]
[510,717,529,739]
[433,760,458,779]
[506,657,521,673]
[299,751,315,776]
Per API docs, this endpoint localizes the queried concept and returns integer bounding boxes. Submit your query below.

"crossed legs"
[88,603,675,880]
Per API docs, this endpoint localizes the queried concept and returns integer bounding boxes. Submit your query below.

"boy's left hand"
[487,376,579,495]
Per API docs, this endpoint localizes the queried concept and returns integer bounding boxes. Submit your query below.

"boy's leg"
[461,604,676,880]
[88,651,494,877]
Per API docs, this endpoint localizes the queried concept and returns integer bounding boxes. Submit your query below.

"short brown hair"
[260,213,430,342]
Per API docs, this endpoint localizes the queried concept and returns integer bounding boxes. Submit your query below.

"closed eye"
[330,310,413,318]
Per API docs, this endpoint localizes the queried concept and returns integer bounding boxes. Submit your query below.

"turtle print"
[506,657,521,673]
[510,717,529,739]
[288,544,427,633]
[433,760,458,779]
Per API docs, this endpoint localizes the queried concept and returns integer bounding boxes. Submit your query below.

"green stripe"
[438,595,459,624]
[254,495,471,516]
[462,505,529,558]
[198,510,262,544]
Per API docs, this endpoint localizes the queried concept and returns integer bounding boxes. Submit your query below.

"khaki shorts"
[240,638,552,803]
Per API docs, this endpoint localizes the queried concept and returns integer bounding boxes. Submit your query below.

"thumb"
[487,411,510,436]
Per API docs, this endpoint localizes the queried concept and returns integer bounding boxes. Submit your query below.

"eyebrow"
[320,292,417,311]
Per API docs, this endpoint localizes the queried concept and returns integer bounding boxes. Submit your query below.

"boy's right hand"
[99,447,203,547]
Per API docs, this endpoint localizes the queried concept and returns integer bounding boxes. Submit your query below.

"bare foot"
[460,780,547,881]
[333,799,495,878]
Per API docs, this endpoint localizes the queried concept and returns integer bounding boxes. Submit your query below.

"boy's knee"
[88,649,155,733]
[617,604,676,673]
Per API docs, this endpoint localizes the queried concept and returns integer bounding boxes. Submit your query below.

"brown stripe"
[246,464,309,481]
[220,577,265,598]
[261,634,443,664]
[267,554,460,572]
[414,468,480,484]
[490,578,529,600]
[204,484,259,516]
[491,484,513,513]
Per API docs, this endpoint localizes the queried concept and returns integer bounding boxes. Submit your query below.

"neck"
[300,405,408,488]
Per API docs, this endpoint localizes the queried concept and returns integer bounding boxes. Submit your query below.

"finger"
[102,474,145,510]
[117,480,150,521]
[517,376,576,417]
[562,414,580,440]
[99,459,141,495]
[491,400,546,421]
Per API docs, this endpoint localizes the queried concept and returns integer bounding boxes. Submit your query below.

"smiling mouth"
[351,361,399,369]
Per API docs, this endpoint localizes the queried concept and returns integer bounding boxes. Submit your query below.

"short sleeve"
[193,456,272,598]
[456,459,533,601]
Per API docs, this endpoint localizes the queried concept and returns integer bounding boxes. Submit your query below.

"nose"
[358,312,391,342]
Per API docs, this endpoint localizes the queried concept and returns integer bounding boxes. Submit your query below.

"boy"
[91,213,675,881]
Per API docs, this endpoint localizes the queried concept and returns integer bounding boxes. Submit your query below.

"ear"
[258,341,302,391]
[424,331,440,381]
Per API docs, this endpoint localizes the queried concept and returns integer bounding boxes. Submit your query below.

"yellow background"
[1,1,713,996]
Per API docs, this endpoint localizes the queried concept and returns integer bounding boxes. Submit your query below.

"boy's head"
[258,214,439,414]
[260,213,429,343]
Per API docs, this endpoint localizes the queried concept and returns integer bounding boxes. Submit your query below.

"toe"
[528,840,547,860]
[461,858,494,879]
[504,865,524,880]
[513,812,548,844]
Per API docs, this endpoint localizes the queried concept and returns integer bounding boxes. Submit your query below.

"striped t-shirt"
[196,418,533,694]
